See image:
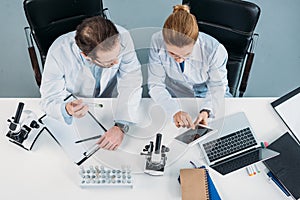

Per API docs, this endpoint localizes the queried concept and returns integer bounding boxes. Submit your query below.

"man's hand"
[97,126,124,150]
[173,111,195,129]
[65,99,89,118]
[193,111,209,126]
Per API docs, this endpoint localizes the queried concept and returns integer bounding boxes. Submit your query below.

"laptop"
[199,112,279,175]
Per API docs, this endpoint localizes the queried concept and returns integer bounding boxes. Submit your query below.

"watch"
[114,122,129,133]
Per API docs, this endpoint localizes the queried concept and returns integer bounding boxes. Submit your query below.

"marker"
[254,164,260,173]
[246,166,254,176]
[251,165,257,175]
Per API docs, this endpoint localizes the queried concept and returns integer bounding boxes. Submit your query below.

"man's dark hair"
[75,16,119,56]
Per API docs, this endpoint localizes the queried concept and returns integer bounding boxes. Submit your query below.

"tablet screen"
[271,87,300,144]
[175,125,214,145]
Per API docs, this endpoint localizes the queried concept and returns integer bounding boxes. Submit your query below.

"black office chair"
[23,0,107,87]
[182,0,261,97]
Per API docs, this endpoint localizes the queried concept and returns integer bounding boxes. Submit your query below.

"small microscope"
[6,102,45,150]
[140,133,170,176]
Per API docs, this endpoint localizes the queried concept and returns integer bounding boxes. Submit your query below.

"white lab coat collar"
[74,41,119,96]
[157,36,203,63]
[189,38,203,62]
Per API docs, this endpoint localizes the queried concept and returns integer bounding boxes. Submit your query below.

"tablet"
[271,86,300,145]
[174,124,215,147]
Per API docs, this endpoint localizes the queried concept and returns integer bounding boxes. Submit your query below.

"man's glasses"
[88,43,126,68]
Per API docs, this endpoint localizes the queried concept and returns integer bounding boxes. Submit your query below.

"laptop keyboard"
[211,148,260,175]
[203,127,257,162]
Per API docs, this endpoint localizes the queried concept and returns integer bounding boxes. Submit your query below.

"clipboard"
[40,94,107,165]
[271,86,300,145]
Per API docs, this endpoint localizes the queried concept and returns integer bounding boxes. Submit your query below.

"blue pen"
[267,172,290,197]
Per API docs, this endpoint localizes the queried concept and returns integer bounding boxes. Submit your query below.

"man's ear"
[80,52,87,57]
[81,52,92,62]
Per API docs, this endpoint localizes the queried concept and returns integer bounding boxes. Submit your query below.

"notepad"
[180,168,209,200]
[263,132,300,200]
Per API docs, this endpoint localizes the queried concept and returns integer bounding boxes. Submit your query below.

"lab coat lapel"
[75,66,95,97]
[99,66,118,95]
[158,48,184,81]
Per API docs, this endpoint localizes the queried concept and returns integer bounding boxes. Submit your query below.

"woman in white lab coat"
[40,16,142,150]
[148,5,231,129]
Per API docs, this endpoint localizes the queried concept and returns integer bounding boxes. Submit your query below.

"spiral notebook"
[202,167,222,200]
[180,168,209,200]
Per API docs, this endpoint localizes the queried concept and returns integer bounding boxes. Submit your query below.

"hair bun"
[173,5,190,13]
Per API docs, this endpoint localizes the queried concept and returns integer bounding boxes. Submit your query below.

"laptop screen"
[210,147,279,175]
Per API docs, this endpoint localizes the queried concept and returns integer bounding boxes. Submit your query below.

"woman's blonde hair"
[163,5,199,47]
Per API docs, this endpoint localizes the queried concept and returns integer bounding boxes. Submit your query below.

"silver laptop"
[200,112,279,175]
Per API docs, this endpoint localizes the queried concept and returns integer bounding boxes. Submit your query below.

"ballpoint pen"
[75,135,102,144]
[82,101,103,108]
[267,171,290,196]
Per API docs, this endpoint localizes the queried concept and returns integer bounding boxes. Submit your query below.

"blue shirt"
[61,56,103,124]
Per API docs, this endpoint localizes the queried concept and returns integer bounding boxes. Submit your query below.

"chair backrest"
[183,0,260,96]
[23,0,105,65]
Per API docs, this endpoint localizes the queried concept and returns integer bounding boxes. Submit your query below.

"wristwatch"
[114,122,129,133]
[200,109,211,118]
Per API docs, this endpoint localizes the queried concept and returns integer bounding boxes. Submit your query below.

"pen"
[82,101,103,108]
[189,161,198,169]
[75,135,102,143]
[267,172,290,196]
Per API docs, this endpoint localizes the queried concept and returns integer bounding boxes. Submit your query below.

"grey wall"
[0,0,299,97]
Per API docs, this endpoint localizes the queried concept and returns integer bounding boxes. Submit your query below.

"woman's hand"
[173,111,195,129]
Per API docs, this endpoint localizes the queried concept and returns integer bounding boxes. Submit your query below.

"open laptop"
[199,112,279,175]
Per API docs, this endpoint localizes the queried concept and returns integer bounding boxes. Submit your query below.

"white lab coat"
[40,25,142,123]
[148,31,230,118]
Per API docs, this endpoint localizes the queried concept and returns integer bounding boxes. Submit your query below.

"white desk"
[0,98,292,200]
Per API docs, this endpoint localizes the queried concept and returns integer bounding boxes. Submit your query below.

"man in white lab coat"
[40,16,142,150]
[148,5,231,129]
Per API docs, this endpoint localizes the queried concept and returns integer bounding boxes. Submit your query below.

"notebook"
[200,112,279,175]
[178,164,222,200]
[263,132,300,200]
[180,168,209,200]
[204,168,221,200]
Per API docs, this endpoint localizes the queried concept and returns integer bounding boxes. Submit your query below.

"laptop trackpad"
[210,148,279,175]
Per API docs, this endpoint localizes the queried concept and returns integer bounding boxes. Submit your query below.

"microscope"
[140,133,170,176]
[6,102,45,150]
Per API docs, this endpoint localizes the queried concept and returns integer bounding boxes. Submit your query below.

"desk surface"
[0,98,292,200]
